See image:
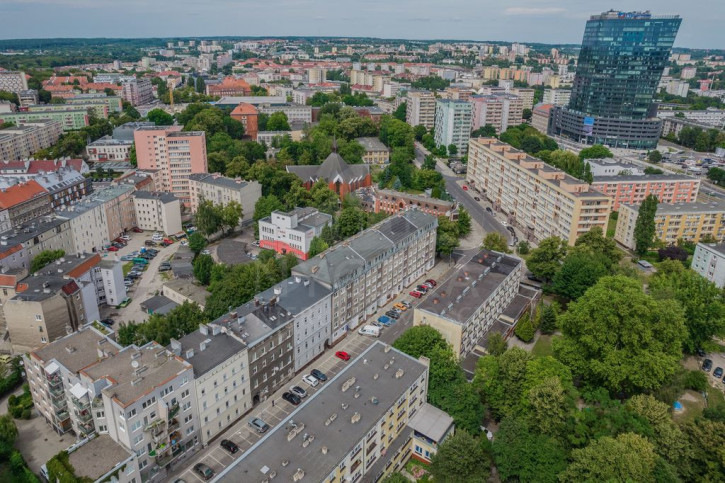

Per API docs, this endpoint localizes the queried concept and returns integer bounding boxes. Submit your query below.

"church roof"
[286,148,369,184]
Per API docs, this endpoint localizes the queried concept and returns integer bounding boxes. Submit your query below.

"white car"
[201,249,211,255]
[180,240,188,246]
[121,235,131,241]
[302,374,319,387]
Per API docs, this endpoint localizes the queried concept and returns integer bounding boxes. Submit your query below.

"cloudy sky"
[1,0,723,49]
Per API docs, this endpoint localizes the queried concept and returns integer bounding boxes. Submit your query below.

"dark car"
[131,227,143,233]
[311,369,327,382]
[193,463,214,480]
[220,439,239,454]
[158,265,171,272]
[282,392,302,406]
[702,359,713,372]
[425,279,437,287]
[100,318,114,326]
[474,196,481,201]
[714,367,724,378]
[486,207,493,214]
[145,240,157,247]
[386,310,400,320]
[507,226,515,234]
[416,285,429,293]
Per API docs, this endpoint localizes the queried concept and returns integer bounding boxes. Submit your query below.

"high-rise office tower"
[550,10,681,149]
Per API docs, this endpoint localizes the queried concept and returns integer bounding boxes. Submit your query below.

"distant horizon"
[0,1,722,50]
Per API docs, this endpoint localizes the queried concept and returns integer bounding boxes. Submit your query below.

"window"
[35,315,42,321]
[185,426,194,436]
[133,434,144,445]
[130,420,142,432]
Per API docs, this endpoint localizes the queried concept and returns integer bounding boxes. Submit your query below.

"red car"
[131,227,143,233]
[426,279,437,286]
[409,290,423,298]
[335,351,351,361]
[163,238,174,245]
[462,185,468,191]
[107,246,119,252]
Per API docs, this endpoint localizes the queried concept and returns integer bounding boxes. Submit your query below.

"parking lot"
[703,352,725,392]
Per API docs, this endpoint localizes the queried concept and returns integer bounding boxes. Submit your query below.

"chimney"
[199,324,208,335]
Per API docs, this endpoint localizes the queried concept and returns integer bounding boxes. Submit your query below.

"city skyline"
[0,1,723,49]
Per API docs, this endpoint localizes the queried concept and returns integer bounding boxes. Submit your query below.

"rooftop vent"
[384,345,392,353]
[341,377,356,392]
[371,396,379,405]
[341,403,349,410]
[373,373,379,380]
[351,412,361,424]
[395,369,405,379]
[281,460,289,467]
[325,412,338,426]
[321,446,328,455]
[131,377,143,386]
[302,434,314,448]
[293,469,305,482]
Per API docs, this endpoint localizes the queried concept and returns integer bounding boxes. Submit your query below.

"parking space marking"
[208,454,226,468]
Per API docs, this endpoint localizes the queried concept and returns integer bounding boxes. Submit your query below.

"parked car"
[377,315,393,326]
[220,439,239,454]
[311,369,328,381]
[163,238,173,245]
[302,374,319,387]
[486,207,493,214]
[474,196,481,201]
[425,279,437,286]
[402,301,412,309]
[121,235,131,241]
[335,351,351,361]
[282,392,302,406]
[290,385,307,399]
[145,240,157,247]
[462,185,469,191]
[409,291,422,298]
[107,246,119,252]
[386,311,400,320]
[702,359,713,372]
[158,265,171,272]
[358,325,381,337]
[248,417,270,433]
[393,303,407,311]
[180,240,188,246]
[120,255,135,261]
[193,463,214,480]
[422,281,434,289]
[131,227,143,233]
[714,367,724,378]
[416,285,429,293]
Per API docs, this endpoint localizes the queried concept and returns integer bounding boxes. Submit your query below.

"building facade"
[187,173,261,223]
[229,103,259,140]
[286,147,371,201]
[691,243,725,288]
[0,71,28,94]
[542,88,572,106]
[356,137,390,164]
[470,94,523,134]
[132,191,182,235]
[406,90,437,130]
[258,207,333,260]
[434,99,472,155]
[356,187,456,220]
[121,78,154,106]
[0,180,52,231]
[0,108,90,131]
[591,174,700,211]
[467,138,611,245]
[85,136,134,162]
[0,120,63,161]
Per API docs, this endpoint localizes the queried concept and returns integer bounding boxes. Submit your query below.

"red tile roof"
[61,280,80,295]
[231,103,258,116]
[0,180,48,209]
[66,254,102,279]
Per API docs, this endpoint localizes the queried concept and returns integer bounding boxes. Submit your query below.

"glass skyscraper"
[550,10,682,149]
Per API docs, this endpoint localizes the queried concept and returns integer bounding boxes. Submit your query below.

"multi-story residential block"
[171,323,251,446]
[257,102,313,124]
[542,88,572,106]
[510,87,535,110]
[434,99,472,155]
[691,242,725,288]
[615,201,725,250]
[355,137,390,164]
[0,180,52,232]
[0,120,63,161]
[287,146,371,201]
[258,207,332,259]
[63,94,123,114]
[657,109,725,129]
[188,173,261,224]
[121,78,154,106]
[293,211,437,341]
[133,126,208,205]
[0,157,88,177]
[531,103,554,134]
[356,187,456,220]
[112,121,155,141]
[307,67,327,84]
[132,191,182,235]
[229,103,259,140]
[18,89,38,108]
[0,216,74,272]
[470,94,523,134]
[0,70,28,94]
[206,76,252,97]
[414,249,539,359]
[10,167,92,210]
[467,138,611,245]
[85,135,134,162]
[216,341,441,483]
[406,90,437,130]
[93,184,137,241]
[665,79,690,97]
[0,108,90,131]
[591,174,700,211]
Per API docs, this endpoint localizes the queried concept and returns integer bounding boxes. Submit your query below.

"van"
[358,325,380,337]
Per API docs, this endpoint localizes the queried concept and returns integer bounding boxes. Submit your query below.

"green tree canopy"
[482,232,509,253]
[526,237,567,282]
[193,254,214,285]
[429,430,492,483]
[266,111,291,131]
[551,251,609,300]
[147,108,174,126]
[194,199,222,236]
[634,194,658,256]
[30,249,65,273]
[188,232,207,254]
[578,144,613,160]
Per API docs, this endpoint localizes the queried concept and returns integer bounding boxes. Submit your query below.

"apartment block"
[434,100,472,155]
[215,341,437,483]
[0,108,90,131]
[258,207,332,260]
[93,184,137,241]
[0,216,74,272]
[542,88,572,106]
[0,179,52,231]
[133,126,208,205]
[293,211,437,342]
[0,120,63,161]
[171,323,251,446]
[206,76,252,97]
[121,78,154,106]
[132,191,182,235]
[257,103,313,124]
[188,173,261,223]
[691,243,725,288]
[356,137,390,164]
[510,87,535,110]
[467,138,611,245]
[0,70,28,94]
[6,167,92,210]
[592,174,700,211]
[414,250,538,360]
[85,135,134,162]
[615,201,725,250]
[470,94,523,134]
[406,90,437,130]
[531,104,554,134]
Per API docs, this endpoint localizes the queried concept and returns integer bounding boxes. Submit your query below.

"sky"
[1,0,723,49]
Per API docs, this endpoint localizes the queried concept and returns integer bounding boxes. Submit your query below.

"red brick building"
[206,76,252,97]
[286,144,371,200]
[230,103,259,140]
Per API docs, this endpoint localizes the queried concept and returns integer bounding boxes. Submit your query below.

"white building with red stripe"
[258,207,332,259]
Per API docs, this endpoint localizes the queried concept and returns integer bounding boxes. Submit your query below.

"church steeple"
[331,136,338,153]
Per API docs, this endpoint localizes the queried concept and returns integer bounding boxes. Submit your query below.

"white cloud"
[504,7,566,16]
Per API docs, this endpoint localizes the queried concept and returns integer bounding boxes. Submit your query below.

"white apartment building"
[172,324,251,446]
[258,207,332,260]
[406,90,437,130]
[470,94,523,134]
[0,120,63,161]
[132,191,182,235]
[691,243,725,288]
[257,103,312,124]
[307,67,327,84]
[85,135,133,162]
[542,88,572,106]
[665,79,690,97]
[188,173,261,224]
[57,198,109,254]
[434,99,472,155]
[121,78,154,106]
[99,259,127,306]
[467,138,611,245]
[0,70,28,94]
[293,211,438,342]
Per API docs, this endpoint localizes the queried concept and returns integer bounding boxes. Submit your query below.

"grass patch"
[405,459,431,482]
[123,262,133,276]
[531,334,555,357]
[606,216,617,238]
[673,390,707,424]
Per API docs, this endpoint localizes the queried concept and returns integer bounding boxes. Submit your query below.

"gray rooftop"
[188,173,253,191]
[172,325,246,378]
[287,149,370,184]
[417,249,522,325]
[31,327,121,373]
[140,295,178,315]
[625,200,725,215]
[87,135,133,147]
[0,216,68,257]
[407,402,454,443]
[216,341,427,483]
[68,434,133,481]
[132,190,178,203]
[592,173,697,183]
[254,275,331,317]
[162,279,211,307]
[698,242,725,256]
[355,137,389,152]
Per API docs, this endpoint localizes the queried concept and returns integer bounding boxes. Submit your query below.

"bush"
[685,370,708,392]
[514,315,535,342]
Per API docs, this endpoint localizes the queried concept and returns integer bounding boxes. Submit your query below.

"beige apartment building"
[615,201,725,250]
[132,191,182,235]
[356,137,390,164]
[0,120,63,161]
[467,138,611,245]
[406,90,437,130]
[188,173,261,224]
[470,94,524,134]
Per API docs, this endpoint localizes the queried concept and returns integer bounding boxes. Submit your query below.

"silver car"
[248,417,269,433]
[290,385,307,399]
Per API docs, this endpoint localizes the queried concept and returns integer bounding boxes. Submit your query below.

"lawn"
[531,334,555,357]
[606,216,617,238]
[123,261,133,276]
[405,459,431,482]
[672,388,725,424]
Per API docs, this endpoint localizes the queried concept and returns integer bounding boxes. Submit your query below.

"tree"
[574,226,621,268]
[634,194,658,256]
[30,249,65,273]
[526,237,567,282]
[195,199,222,236]
[147,108,174,126]
[554,276,687,394]
[392,102,407,121]
[308,236,329,258]
[188,232,207,254]
[382,474,409,483]
[413,124,427,141]
[539,304,557,334]
[626,394,689,464]
[560,433,657,483]
[195,77,205,94]
[492,417,567,483]
[128,144,137,167]
[393,326,450,358]
[514,315,535,342]
[456,207,471,237]
[448,143,458,156]
[0,414,18,446]
[486,332,508,356]
[266,111,291,131]
[657,244,688,262]
[578,144,613,160]
[471,124,497,138]
[551,251,609,300]
[253,195,285,238]
[220,201,243,235]
[647,150,663,163]
[517,240,530,255]
[193,254,214,285]
[429,430,491,483]
[482,232,509,253]
[522,108,532,121]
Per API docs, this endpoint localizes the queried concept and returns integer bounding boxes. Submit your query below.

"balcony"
[48,384,64,398]
[71,396,90,411]
[144,418,165,435]
[51,397,67,412]
[167,403,180,420]
[76,409,92,423]
[167,418,180,433]
[54,410,70,424]
[46,374,62,388]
